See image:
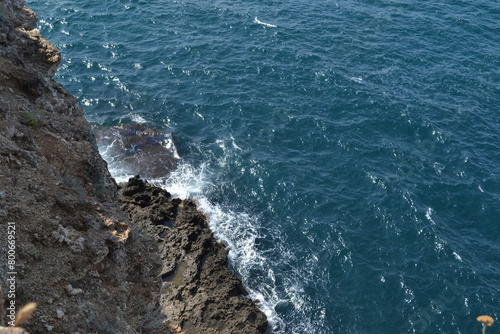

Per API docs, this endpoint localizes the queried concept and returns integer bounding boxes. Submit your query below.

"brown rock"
[119,176,268,334]
[0,1,169,333]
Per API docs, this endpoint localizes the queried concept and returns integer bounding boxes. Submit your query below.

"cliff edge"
[0,1,267,333]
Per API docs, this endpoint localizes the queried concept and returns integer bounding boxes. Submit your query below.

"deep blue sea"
[28,0,499,332]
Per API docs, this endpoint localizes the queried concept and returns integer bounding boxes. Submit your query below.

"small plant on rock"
[21,112,39,129]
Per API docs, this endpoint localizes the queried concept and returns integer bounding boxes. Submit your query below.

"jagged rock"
[119,176,269,334]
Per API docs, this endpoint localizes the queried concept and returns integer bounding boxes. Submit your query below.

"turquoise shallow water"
[29,0,499,332]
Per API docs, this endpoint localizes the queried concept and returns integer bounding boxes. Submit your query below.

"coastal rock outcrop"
[0,1,267,333]
[119,176,268,334]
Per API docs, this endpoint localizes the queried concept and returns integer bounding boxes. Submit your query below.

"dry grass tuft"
[14,303,37,326]
[477,315,495,334]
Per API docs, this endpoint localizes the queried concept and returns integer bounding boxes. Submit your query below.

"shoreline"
[0,1,268,333]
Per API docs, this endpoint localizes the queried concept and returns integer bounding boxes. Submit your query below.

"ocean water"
[28,0,499,333]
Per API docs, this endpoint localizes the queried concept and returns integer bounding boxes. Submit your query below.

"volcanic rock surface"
[119,176,268,334]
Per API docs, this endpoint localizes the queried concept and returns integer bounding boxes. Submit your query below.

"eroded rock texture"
[0,1,173,333]
[119,176,268,334]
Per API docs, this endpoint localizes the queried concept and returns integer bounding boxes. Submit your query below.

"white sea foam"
[164,136,181,160]
[452,251,463,262]
[254,17,277,28]
[160,159,332,333]
[348,76,363,83]
[120,113,148,123]
[153,161,287,331]
[104,136,322,333]
[230,135,242,150]
[425,207,435,225]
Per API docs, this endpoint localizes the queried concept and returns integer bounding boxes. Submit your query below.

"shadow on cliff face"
[93,123,179,180]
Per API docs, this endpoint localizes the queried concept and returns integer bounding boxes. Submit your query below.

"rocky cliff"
[0,1,267,333]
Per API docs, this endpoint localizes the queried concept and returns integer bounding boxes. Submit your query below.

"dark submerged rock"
[94,123,179,180]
